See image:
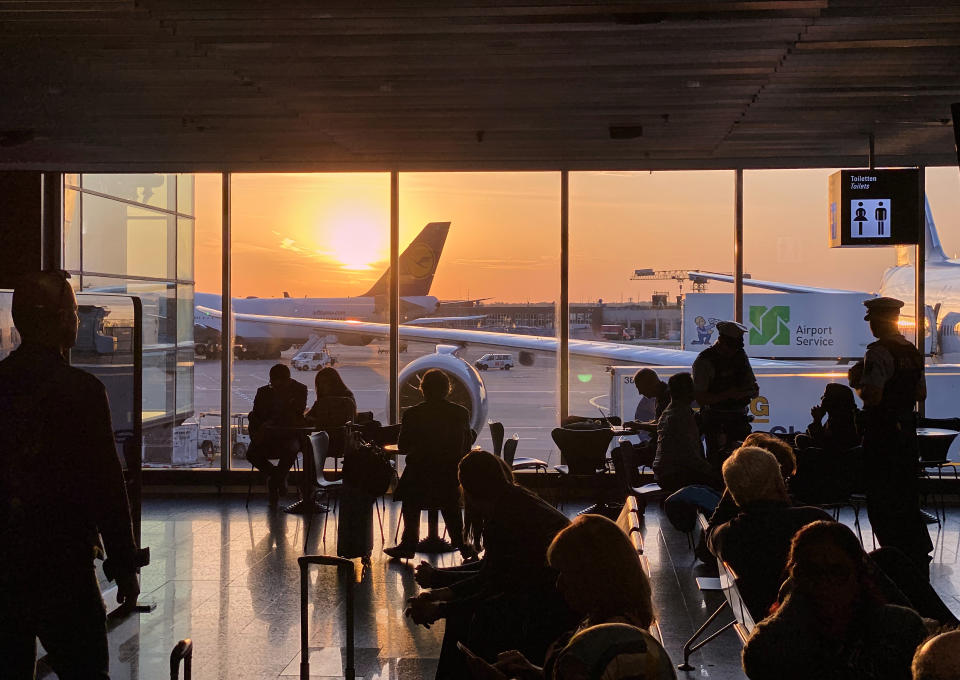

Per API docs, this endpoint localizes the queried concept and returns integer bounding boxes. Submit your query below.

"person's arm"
[860,345,892,408]
[83,382,140,607]
[294,383,308,416]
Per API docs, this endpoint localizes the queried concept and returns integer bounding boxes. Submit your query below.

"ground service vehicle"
[475,353,514,371]
[196,412,252,461]
[292,349,336,371]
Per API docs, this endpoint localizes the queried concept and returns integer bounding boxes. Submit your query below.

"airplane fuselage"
[879,259,960,356]
[193,292,439,355]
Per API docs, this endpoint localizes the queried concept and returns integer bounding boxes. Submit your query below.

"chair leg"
[375,498,385,544]
[677,601,735,671]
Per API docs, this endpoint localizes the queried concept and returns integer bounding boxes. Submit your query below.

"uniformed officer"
[859,296,932,576]
[0,270,141,679]
[692,320,759,470]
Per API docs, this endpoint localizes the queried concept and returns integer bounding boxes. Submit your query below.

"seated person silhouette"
[622,368,670,468]
[246,363,308,504]
[795,383,860,452]
[653,372,721,494]
[305,367,356,465]
[385,369,471,559]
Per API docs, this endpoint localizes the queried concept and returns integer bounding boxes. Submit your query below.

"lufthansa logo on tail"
[403,243,436,279]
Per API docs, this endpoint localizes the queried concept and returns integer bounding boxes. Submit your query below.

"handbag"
[341,435,393,497]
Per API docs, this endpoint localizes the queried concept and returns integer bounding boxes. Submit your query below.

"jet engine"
[396,346,489,434]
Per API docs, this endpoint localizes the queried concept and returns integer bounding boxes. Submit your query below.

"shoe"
[384,544,416,559]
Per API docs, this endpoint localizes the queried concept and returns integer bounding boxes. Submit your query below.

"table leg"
[416,508,455,553]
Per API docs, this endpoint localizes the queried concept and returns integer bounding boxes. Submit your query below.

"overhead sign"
[682,292,872,358]
[828,169,922,247]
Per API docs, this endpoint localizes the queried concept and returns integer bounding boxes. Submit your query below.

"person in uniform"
[0,270,141,679]
[859,296,932,576]
[692,320,759,470]
[246,363,309,504]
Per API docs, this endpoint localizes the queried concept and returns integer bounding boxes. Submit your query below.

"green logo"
[749,305,790,345]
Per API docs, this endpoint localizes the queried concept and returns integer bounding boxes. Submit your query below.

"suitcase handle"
[298,556,355,680]
[170,639,193,680]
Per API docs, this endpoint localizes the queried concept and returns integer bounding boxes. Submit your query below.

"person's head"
[821,383,857,417]
[863,297,903,338]
[552,623,674,680]
[458,451,513,510]
[721,446,789,506]
[419,368,450,401]
[715,321,748,354]
[741,432,797,478]
[633,368,661,398]
[547,515,654,628]
[269,363,291,388]
[11,270,79,351]
[787,520,869,616]
[314,366,351,397]
[667,372,694,404]
[912,630,960,680]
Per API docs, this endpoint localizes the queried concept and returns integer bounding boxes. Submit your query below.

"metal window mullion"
[734,169,744,323]
[221,173,232,476]
[389,171,399,425]
[560,170,569,424]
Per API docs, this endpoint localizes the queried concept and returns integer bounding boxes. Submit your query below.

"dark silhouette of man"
[860,297,932,576]
[0,270,140,679]
[246,363,308,504]
[692,320,759,471]
[385,369,471,558]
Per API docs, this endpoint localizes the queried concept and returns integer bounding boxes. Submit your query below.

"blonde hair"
[742,432,796,477]
[722,446,787,506]
[547,515,654,629]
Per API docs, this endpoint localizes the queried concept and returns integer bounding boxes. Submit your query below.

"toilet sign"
[828,169,921,247]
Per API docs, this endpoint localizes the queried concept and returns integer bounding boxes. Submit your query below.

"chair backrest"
[489,421,505,456]
[551,427,614,475]
[309,431,331,484]
[503,436,519,465]
[611,442,642,493]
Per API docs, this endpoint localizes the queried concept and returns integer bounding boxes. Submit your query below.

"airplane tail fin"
[362,222,450,297]
[896,195,947,266]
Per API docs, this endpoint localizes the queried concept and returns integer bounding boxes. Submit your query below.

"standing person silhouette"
[0,270,141,680]
[860,297,932,577]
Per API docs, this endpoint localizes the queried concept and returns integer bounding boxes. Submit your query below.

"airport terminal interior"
[3,2,960,679]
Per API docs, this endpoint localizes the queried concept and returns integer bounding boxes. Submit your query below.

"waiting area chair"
[489,420,505,456]
[304,431,344,547]
[552,426,614,509]
[503,434,548,472]
[610,442,667,514]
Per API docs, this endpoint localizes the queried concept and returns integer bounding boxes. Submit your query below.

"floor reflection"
[36,494,960,680]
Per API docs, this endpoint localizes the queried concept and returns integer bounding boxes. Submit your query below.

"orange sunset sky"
[193,167,960,304]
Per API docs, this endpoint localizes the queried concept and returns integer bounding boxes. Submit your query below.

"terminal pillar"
[0,172,43,288]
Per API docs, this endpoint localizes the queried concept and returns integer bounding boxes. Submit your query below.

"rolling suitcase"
[336,484,374,559]
[299,555,355,680]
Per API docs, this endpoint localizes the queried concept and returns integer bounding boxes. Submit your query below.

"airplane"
[689,197,960,357]
[193,222,455,359]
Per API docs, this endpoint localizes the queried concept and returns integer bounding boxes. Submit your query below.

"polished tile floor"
[38,493,960,680]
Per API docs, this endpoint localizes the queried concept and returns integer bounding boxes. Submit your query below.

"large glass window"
[229,173,390,471]
[400,172,560,465]
[570,171,734,425]
[67,173,196,468]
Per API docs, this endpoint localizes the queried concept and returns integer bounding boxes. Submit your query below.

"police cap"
[716,321,748,338]
[863,296,903,321]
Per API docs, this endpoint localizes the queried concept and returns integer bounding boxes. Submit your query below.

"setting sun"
[320,203,388,271]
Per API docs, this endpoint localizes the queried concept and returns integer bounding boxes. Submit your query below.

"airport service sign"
[828,169,922,247]
[682,293,872,358]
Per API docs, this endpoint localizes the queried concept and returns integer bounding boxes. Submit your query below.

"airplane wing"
[197,306,793,367]
[688,271,864,295]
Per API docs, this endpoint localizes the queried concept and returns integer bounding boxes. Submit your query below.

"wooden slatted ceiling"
[0,0,957,170]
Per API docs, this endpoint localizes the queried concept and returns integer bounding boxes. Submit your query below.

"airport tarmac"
[183,341,632,470]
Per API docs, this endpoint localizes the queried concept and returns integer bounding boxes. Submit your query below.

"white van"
[291,349,336,371]
[475,353,514,371]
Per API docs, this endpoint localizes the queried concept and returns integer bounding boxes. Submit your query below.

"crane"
[631,269,715,296]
